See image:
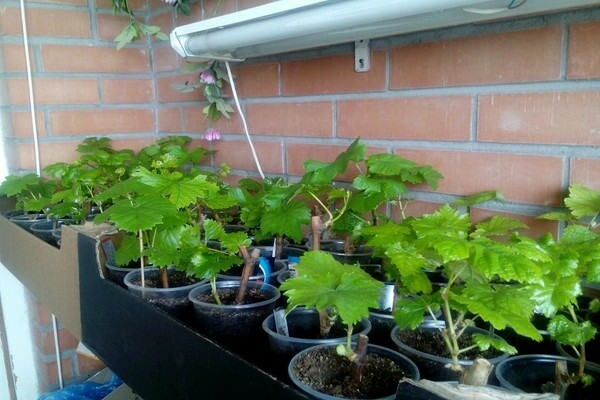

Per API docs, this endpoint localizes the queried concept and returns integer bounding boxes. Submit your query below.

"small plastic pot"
[10,213,47,232]
[216,259,287,286]
[288,343,420,400]
[262,308,372,359]
[495,354,600,399]
[189,280,280,342]
[320,240,373,264]
[30,219,74,245]
[105,260,142,288]
[391,320,510,383]
[124,268,205,318]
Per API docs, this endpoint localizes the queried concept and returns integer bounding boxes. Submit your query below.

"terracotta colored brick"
[239,0,274,9]
[153,46,179,72]
[212,140,283,174]
[41,45,149,73]
[285,143,384,182]
[232,63,280,97]
[158,107,184,132]
[394,149,564,206]
[0,7,91,37]
[38,356,74,386]
[204,0,237,18]
[391,200,443,221]
[571,158,600,190]
[50,109,154,135]
[478,91,600,146]
[16,142,80,170]
[391,27,561,88]
[96,0,146,10]
[170,3,203,27]
[96,13,132,42]
[338,96,471,141]
[568,21,600,79]
[101,78,154,103]
[149,9,173,37]
[32,328,80,355]
[2,44,34,73]
[11,111,46,138]
[7,78,98,106]
[76,354,105,376]
[470,208,559,240]
[247,102,333,137]
[157,74,206,102]
[183,106,243,134]
[282,52,386,95]
[31,0,88,5]
[0,6,22,35]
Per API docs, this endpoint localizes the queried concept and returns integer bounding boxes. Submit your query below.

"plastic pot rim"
[189,280,281,310]
[124,268,205,293]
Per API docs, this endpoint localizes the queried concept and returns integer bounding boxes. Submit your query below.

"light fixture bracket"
[355,39,370,72]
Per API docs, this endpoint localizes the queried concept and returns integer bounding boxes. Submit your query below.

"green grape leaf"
[115,233,141,266]
[471,333,517,355]
[365,153,416,176]
[532,276,582,317]
[189,248,241,279]
[301,138,366,184]
[454,284,542,341]
[260,200,310,243]
[548,315,597,347]
[96,195,178,232]
[453,191,503,207]
[280,251,384,326]
[471,216,528,238]
[565,184,600,219]
[561,225,598,245]
[393,295,441,329]
[0,174,43,196]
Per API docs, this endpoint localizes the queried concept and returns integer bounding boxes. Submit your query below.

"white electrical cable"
[19,0,64,390]
[224,61,265,180]
[19,0,41,176]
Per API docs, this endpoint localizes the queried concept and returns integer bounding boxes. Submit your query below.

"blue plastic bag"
[38,374,122,400]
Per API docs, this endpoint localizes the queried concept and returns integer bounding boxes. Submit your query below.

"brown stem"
[159,268,169,289]
[311,216,322,251]
[344,235,355,255]
[350,334,369,381]
[275,236,283,259]
[319,309,334,338]
[554,359,570,399]
[236,247,260,304]
[460,358,493,386]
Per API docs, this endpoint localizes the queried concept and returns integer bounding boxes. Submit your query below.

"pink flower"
[202,128,221,141]
[200,70,217,84]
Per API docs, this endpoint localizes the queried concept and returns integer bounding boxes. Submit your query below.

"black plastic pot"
[124,268,205,318]
[495,354,600,399]
[391,321,510,383]
[10,213,47,231]
[262,308,371,359]
[288,343,420,400]
[320,240,373,264]
[30,219,74,245]
[105,260,143,287]
[217,259,287,286]
[189,280,280,343]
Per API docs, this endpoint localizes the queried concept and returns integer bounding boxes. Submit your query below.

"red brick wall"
[2,0,600,389]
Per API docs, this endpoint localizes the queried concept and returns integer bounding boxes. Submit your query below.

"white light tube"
[171,0,600,61]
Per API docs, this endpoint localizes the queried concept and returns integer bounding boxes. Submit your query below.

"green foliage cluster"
[280,251,384,356]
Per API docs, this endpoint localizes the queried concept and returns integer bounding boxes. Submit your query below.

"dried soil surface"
[395,329,501,360]
[292,347,409,399]
[194,288,272,305]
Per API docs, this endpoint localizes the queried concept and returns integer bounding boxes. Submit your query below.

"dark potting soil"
[293,347,407,399]
[395,329,501,360]
[195,287,272,305]
[130,272,199,316]
[129,271,198,289]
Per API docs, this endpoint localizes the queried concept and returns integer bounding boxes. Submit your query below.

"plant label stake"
[273,307,289,337]
[258,256,271,289]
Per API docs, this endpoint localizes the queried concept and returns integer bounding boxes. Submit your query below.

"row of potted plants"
[1,136,598,399]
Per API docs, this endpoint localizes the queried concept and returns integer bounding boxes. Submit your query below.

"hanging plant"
[111,0,192,50]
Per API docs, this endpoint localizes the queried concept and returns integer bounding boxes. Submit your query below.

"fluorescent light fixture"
[171,0,600,61]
